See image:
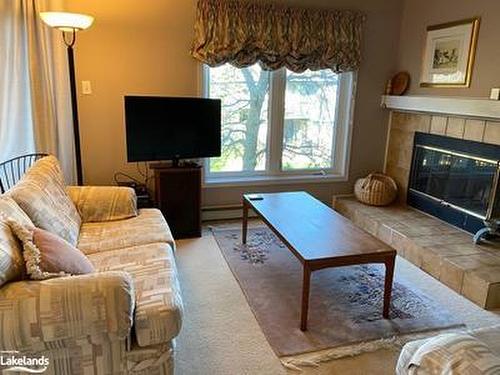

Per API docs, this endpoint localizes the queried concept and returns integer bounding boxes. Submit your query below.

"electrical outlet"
[81,80,92,95]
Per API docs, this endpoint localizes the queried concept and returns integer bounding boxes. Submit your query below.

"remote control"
[247,194,264,201]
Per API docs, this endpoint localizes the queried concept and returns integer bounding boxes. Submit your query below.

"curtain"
[191,0,365,73]
[0,1,36,160]
[0,0,76,183]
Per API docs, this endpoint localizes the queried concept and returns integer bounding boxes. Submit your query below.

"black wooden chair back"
[0,153,48,194]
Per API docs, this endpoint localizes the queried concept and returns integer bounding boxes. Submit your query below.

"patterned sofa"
[0,156,183,374]
[396,326,500,374]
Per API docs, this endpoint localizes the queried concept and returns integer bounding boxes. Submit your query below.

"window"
[206,64,270,173]
[282,69,338,171]
[204,64,355,184]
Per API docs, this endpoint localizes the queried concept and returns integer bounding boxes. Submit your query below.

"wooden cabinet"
[151,164,202,239]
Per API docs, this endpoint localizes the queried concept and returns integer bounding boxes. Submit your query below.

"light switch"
[81,80,92,95]
[490,88,500,100]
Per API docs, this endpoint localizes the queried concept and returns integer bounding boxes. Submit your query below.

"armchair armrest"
[67,186,138,223]
[0,271,135,351]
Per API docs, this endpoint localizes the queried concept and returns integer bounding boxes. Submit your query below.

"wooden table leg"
[242,198,248,245]
[383,254,395,319]
[300,264,311,331]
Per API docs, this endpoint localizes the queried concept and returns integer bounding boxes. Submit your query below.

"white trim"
[381,95,500,120]
[201,64,210,97]
[334,71,356,182]
[203,172,347,188]
[202,65,356,184]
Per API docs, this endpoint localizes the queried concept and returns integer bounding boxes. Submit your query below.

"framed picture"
[420,18,480,87]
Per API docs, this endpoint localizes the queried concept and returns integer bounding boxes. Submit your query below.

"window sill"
[203,173,348,188]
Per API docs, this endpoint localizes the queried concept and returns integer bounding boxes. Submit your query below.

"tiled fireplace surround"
[333,111,500,309]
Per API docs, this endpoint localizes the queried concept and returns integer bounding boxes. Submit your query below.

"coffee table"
[242,191,396,331]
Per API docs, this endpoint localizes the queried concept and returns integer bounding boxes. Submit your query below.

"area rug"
[212,227,464,357]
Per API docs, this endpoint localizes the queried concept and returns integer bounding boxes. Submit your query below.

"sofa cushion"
[78,209,175,255]
[88,242,171,267]
[0,196,34,286]
[7,156,81,246]
[397,333,500,375]
[88,242,183,346]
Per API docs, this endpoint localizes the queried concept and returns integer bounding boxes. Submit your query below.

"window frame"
[202,64,356,186]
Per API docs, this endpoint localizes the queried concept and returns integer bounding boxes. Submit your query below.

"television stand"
[150,163,202,238]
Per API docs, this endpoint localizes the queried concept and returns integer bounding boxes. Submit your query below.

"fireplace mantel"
[381,95,500,120]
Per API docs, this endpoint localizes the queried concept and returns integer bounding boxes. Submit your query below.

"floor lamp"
[40,12,94,185]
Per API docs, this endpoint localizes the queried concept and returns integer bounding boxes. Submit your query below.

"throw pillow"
[7,220,94,280]
[67,186,138,223]
[7,156,82,246]
[0,196,34,286]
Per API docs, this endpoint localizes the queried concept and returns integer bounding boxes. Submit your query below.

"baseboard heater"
[201,204,258,222]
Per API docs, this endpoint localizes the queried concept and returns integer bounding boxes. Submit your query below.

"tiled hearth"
[333,196,500,309]
[333,110,500,309]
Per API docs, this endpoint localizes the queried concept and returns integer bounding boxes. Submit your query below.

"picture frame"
[420,17,480,87]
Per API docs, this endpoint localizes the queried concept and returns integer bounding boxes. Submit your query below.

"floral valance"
[191,0,366,73]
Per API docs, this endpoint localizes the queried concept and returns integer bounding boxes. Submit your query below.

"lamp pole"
[40,12,94,186]
[64,30,83,185]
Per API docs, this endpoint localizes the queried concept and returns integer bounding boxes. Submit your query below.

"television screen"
[125,96,221,162]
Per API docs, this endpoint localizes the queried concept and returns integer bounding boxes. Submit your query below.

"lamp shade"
[40,12,94,32]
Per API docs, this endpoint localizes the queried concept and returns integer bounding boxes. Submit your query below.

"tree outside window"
[206,64,348,178]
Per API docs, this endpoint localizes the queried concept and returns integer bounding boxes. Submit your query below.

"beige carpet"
[175,227,500,374]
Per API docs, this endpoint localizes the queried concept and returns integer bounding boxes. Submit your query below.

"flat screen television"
[124,96,221,164]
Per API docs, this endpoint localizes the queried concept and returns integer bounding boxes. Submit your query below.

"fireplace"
[408,132,500,241]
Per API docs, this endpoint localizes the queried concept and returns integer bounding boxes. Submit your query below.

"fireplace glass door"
[410,145,498,219]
